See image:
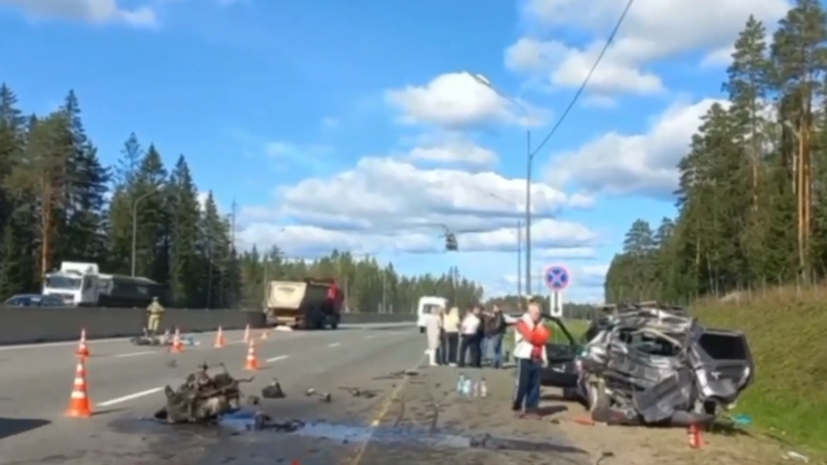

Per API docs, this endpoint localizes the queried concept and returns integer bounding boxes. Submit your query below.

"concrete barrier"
[0,306,415,345]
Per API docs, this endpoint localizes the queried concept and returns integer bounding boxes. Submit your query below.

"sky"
[0,0,796,303]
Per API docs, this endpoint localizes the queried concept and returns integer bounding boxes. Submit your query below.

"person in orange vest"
[511,301,550,418]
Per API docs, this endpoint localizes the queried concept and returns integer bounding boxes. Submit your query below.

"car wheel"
[586,380,609,413]
[419,327,425,334]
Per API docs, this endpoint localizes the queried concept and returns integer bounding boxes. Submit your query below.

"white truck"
[416,296,448,334]
[42,261,166,307]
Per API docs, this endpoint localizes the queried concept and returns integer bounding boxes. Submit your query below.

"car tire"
[586,380,610,413]
[419,327,425,334]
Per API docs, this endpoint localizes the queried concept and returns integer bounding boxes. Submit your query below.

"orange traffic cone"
[171,328,183,353]
[688,423,703,449]
[244,339,259,371]
[214,326,226,348]
[75,329,90,358]
[65,359,92,417]
[243,324,250,343]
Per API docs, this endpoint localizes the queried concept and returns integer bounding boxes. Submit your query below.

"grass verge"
[693,286,827,454]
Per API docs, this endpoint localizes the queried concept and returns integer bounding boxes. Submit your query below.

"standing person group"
[425,304,507,368]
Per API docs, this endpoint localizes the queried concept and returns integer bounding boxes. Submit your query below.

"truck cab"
[416,296,447,334]
[42,262,103,306]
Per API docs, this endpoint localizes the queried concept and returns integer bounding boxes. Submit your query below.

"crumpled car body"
[540,304,754,426]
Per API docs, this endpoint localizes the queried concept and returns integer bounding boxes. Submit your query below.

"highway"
[0,324,589,465]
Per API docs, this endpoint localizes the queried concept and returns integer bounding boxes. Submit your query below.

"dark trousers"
[512,358,542,411]
[442,332,459,364]
[458,334,481,367]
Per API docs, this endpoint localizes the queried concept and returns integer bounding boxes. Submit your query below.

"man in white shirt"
[458,306,482,368]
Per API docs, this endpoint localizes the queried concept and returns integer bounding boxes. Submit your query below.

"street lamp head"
[466,72,493,88]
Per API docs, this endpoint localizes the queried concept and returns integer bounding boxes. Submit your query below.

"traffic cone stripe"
[65,360,92,417]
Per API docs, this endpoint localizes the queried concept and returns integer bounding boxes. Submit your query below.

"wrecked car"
[540,302,754,427]
[154,363,253,424]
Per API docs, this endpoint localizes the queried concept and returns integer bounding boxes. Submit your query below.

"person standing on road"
[458,306,482,368]
[147,296,164,336]
[425,306,444,366]
[511,301,550,418]
[442,306,460,366]
[484,304,507,369]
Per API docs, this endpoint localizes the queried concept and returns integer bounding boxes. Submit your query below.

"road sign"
[549,291,563,317]
[545,265,570,291]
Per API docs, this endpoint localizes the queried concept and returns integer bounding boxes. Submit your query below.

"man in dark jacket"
[484,304,507,368]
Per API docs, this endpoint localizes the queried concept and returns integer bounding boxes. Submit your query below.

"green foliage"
[0,84,484,310]
[605,3,827,452]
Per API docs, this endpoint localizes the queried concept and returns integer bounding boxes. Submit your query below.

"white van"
[416,296,448,334]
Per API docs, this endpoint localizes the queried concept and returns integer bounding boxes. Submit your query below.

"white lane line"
[114,350,155,358]
[327,342,341,348]
[266,354,289,363]
[98,387,164,407]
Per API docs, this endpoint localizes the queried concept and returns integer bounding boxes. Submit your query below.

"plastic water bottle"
[463,377,473,396]
[479,378,488,397]
[472,379,480,397]
[456,373,466,393]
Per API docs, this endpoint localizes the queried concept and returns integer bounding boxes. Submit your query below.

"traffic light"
[445,232,458,251]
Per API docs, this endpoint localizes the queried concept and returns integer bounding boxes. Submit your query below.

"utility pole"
[525,130,532,296]
[517,220,522,298]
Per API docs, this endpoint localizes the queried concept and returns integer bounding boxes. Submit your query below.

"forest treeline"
[0,85,483,310]
[605,0,827,303]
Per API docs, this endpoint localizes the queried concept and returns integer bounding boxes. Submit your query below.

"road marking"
[346,353,427,465]
[115,350,155,358]
[328,342,341,348]
[266,354,289,363]
[365,335,376,339]
[98,387,164,407]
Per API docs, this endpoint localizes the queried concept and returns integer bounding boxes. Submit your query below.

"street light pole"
[517,219,522,299]
[469,72,534,295]
[524,130,532,295]
[131,189,158,277]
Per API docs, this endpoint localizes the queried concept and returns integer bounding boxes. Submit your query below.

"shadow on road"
[0,417,51,440]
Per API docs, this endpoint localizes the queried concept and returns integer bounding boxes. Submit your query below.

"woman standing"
[442,307,460,366]
[425,306,443,366]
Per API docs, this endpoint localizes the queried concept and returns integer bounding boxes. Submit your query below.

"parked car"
[4,293,67,307]
[538,302,754,427]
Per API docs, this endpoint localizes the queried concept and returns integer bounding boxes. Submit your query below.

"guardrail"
[0,307,416,345]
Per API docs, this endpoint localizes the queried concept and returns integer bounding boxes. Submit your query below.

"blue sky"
[0,0,794,302]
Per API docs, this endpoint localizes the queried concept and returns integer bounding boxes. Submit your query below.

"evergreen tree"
[605,3,827,303]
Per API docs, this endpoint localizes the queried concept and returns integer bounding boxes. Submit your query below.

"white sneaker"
[449,363,457,367]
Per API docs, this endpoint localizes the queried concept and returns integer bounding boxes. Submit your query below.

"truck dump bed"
[265,280,331,327]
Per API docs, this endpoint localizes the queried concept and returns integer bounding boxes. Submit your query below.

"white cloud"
[404,133,498,168]
[510,0,789,94]
[256,156,594,233]
[701,46,735,68]
[385,72,544,129]
[496,263,609,302]
[0,0,157,26]
[545,98,727,196]
[237,219,597,257]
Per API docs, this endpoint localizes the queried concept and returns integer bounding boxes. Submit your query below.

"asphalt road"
[0,324,590,465]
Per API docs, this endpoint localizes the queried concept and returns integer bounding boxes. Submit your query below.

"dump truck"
[264,278,342,329]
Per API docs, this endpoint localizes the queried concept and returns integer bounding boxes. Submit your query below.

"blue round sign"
[545,265,570,290]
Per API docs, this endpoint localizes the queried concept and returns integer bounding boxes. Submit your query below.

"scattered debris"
[339,387,379,399]
[262,380,285,399]
[304,387,331,402]
[785,451,809,462]
[154,363,253,424]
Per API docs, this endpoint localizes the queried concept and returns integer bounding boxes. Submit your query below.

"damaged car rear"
[541,303,754,427]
